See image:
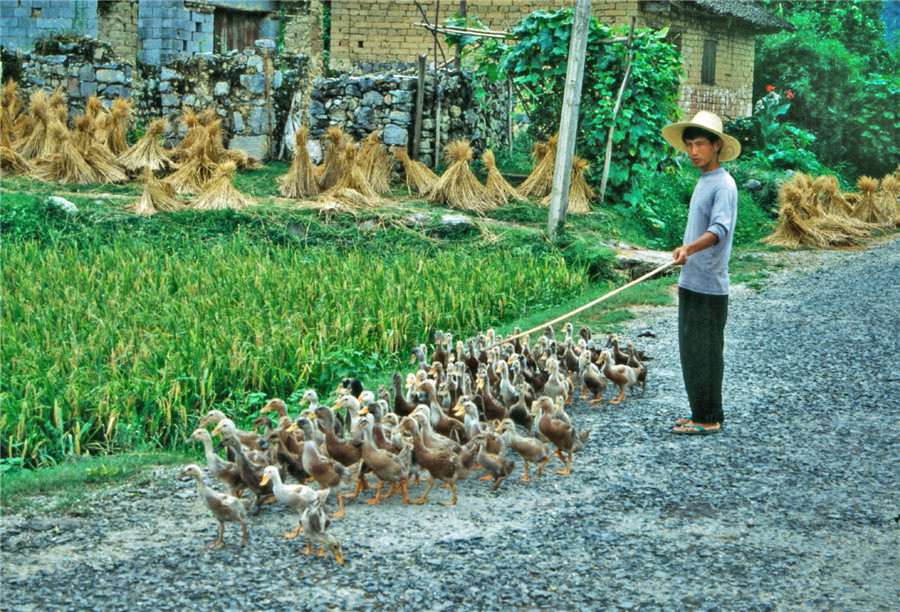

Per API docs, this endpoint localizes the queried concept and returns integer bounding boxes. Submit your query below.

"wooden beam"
[546,0,592,239]
[412,54,427,160]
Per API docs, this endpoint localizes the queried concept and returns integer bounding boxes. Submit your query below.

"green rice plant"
[1,235,587,466]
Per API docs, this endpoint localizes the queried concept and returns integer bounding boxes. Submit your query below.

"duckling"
[209,417,266,453]
[430,329,448,368]
[496,360,519,408]
[300,389,322,413]
[416,379,466,441]
[187,428,245,498]
[216,431,274,515]
[391,372,416,417]
[315,403,364,467]
[532,396,580,476]
[626,343,648,395]
[598,349,640,405]
[507,382,534,433]
[578,351,607,404]
[300,490,343,565]
[269,416,309,483]
[259,465,318,538]
[410,345,429,372]
[470,433,514,492]
[606,335,630,365]
[335,377,363,399]
[178,463,247,548]
[357,415,413,505]
[260,398,289,419]
[402,417,463,505]
[476,371,507,422]
[299,439,361,518]
[496,418,550,482]
[541,358,570,406]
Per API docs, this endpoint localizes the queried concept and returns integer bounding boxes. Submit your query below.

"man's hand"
[672,246,689,265]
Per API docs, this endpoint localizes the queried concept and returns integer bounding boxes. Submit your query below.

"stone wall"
[138,40,309,159]
[0,38,131,114]
[3,36,309,161]
[309,68,512,167]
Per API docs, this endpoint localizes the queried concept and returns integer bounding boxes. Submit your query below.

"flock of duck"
[179,323,650,565]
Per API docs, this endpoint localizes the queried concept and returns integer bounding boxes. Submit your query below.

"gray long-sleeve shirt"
[678,167,738,295]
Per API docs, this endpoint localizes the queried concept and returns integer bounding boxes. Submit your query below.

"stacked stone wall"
[96,0,139,62]
[0,0,99,52]
[309,68,512,167]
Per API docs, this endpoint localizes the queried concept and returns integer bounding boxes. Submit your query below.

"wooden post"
[598,17,636,204]
[547,0,591,239]
[433,1,442,167]
[262,48,274,160]
[412,54,427,160]
[507,77,514,155]
[454,0,466,70]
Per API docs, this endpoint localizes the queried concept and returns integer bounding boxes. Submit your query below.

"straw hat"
[662,110,741,162]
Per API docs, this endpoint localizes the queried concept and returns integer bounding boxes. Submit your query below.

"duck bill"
[358,407,369,416]
[259,475,270,487]
[334,551,344,565]
[285,423,299,433]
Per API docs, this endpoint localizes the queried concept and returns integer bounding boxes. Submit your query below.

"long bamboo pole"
[483,260,677,351]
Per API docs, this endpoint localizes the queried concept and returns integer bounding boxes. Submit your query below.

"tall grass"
[1,234,587,465]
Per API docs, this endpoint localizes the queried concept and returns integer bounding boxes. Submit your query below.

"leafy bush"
[755,5,900,179]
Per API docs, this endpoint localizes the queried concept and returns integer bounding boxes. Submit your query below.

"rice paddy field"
[1,169,614,468]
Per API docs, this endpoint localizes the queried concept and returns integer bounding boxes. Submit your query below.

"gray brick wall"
[0,0,99,52]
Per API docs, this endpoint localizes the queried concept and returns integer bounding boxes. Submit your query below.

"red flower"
[766,85,775,93]
[785,90,794,99]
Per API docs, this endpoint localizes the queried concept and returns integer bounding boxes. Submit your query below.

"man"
[661,111,741,435]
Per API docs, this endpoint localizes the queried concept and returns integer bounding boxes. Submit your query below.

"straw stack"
[100,97,132,157]
[165,131,218,194]
[190,161,256,211]
[357,130,393,194]
[850,176,887,226]
[278,125,319,198]
[763,182,826,248]
[1,145,33,175]
[30,122,96,184]
[316,126,350,191]
[126,168,184,216]
[169,107,203,163]
[391,146,439,196]
[877,172,900,227]
[517,135,558,199]
[15,90,53,159]
[325,142,380,202]
[1,80,22,145]
[118,119,174,174]
[481,149,523,205]
[427,140,497,214]
[539,155,594,214]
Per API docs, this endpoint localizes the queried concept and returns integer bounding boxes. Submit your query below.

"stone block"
[232,112,245,133]
[143,38,163,51]
[160,67,181,80]
[247,55,263,72]
[80,81,97,97]
[229,135,267,160]
[239,73,266,95]
[255,38,276,49]
[102,85,129,98]
[309,99,325,117]
[388,110,411,124]
[158,81,173,92]
[383,124,408,146]
[160,93,179,107]
[272,71,282,89]
[214,81,230,96]
[200,22,213,34]
[182,94,196,106]
[247,107,271,134]
[96,69,126,84]
[185,41,200,53]
[361,90,383,107]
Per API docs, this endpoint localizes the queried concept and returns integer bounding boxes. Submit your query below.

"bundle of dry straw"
[391,146,439,196]
[517,135,558,199]
[427,140,496,214]
[356,130,393,194]
[278,125,318,198]
[99,98,132,157]
[126,168,184,216]
[190,161,256,211]
[316,126,351,191]
[540,156,594,213]
[118,119,174,174]
[30,122,96,184]
[481,149,523,205]
[166,128,219,194]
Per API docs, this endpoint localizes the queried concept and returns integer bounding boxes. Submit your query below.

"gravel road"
[3,237,899,612]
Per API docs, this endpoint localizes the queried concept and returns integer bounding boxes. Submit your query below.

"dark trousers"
[678,287,728,424]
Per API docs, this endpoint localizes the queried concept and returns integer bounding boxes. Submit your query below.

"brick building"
[327,0,793,118]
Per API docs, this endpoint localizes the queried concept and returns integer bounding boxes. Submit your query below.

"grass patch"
[1,452,190,514]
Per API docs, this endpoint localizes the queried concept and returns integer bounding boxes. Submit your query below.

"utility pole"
[547,0,591,239]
